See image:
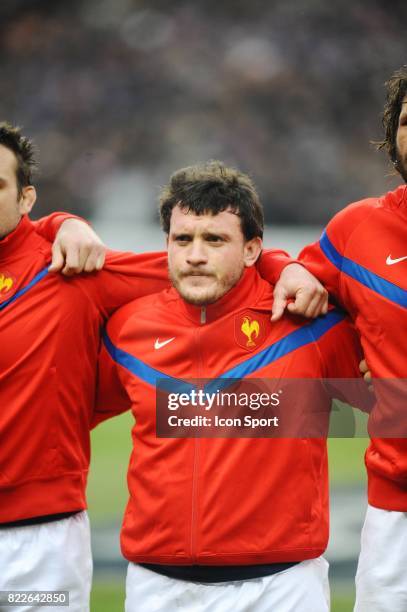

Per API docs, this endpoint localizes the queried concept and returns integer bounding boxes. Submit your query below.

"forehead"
[0,144,17,178]
[169,205,242,235]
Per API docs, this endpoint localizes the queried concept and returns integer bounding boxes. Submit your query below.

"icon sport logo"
[386,254,407,266]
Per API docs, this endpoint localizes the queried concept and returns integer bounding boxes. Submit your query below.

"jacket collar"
[399,184,407,210]
[386,184,407,215]
[0,215,36,261]
[171,266,268,325]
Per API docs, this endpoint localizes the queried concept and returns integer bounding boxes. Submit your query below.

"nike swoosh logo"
[154,337,175,350]
[386,255,407,266]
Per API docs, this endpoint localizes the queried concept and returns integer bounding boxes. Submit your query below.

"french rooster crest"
[241,316,260,347]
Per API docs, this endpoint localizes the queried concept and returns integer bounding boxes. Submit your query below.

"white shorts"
[125,556,330,612]
[0,511,92,612]
[355,504,407,612]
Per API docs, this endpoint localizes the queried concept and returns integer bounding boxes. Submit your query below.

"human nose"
[186,239,208,265]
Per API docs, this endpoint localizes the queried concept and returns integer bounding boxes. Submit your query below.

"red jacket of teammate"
[0,214,291,523]
[96,267,364,565]
[300,185,407,511]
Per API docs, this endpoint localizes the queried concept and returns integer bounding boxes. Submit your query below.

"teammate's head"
[0,123,37,239]
[160,161,263,306]
[379,66,407,182]
[0,123,37,196]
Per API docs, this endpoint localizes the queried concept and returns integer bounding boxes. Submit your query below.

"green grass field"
[87,412,368,611]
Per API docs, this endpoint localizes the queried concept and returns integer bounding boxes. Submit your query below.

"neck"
[0,216,23,241]
[0,215,36,260]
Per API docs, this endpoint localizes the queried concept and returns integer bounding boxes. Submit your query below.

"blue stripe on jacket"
[320,230,407,308]
[103,308,346,390]
[0,266,49,312]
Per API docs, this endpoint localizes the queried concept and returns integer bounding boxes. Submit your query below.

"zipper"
[190,306,206,560]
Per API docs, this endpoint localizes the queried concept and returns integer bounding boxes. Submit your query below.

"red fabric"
[300,185,407,510]
[97,267,363,565]
[257,249,297,283]
[32,212,86,242]
[0,213,298,523]
[0,215,169,522]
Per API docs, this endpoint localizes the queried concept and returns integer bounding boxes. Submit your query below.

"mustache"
[179,270,214,278]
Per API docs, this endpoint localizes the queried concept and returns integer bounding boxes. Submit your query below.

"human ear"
[243,237,262,267]
[18,185,37,215]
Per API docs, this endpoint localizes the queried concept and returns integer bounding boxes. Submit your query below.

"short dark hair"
[378,66,407,165]
[0,122,37,194]
[159,160,264,240]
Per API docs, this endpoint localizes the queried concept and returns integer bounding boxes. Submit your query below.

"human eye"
[174,234,192,245]
[205,234,224,244]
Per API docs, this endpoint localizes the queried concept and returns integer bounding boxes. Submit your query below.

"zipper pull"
[200,307,206,324]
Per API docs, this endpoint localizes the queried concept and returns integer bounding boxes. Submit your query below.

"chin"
[181,290,217,306]
[178,280,214,304]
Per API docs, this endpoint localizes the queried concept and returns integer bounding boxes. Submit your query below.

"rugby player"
[300,66,407,611]
[95,161,369,612]
[0,124,324,611]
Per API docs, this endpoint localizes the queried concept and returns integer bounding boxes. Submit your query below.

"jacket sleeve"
[299,225,343,303]
[80,249,170,318]
[92,321,132,428]
[314,314,374,415]
[256,249,298,284]
[31,212,84,241]
[298,201,373,305]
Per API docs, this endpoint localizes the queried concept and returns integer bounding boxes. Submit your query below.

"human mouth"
[182,272,213,278]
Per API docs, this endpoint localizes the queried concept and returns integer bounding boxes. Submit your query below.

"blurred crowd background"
[0,0,405,227]
[1,2,404,607]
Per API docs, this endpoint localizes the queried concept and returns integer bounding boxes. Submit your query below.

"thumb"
[49,243,65,272]
[271,287,288,322]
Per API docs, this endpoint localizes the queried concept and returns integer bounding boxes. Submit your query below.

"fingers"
[274,263,329,319]
[287,287,328,318]
[95,251,105,271]
[51,219,106,276]
[48,243,65,272]
[359,358,373,392]
[359,359,368,375]
[61,243,105,276]
[83,244,106,272]
[61,245,82,276]
[271,287,288,322]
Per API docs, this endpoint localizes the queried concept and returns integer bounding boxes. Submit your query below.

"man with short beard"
[0,123,328,611]
[300,66,407,612]
[95,160,367,612]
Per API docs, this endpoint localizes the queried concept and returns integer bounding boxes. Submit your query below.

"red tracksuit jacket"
[300,185,407,511]
[0,214,291,523]
[96,267,364,565]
